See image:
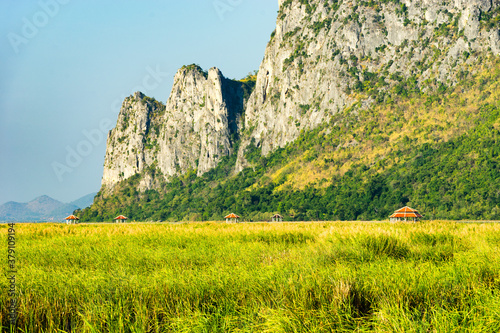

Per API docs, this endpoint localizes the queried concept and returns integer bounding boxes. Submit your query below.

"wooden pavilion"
[389,206,423,222]
[271,214,283,222]
[65,215,79,225]
[225,213,240,223]
[114,215,128,223]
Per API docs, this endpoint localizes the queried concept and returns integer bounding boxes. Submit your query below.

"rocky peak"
[101,65,246,192]
[235,0,500,171]
[101,92,165,190]
[99,0,500,196]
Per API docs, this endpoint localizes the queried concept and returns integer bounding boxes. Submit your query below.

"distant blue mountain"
[70,192,97,210]
[0,193,96,222]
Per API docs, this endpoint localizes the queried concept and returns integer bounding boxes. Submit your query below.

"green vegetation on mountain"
[181,63,208,78]
[239,72,258,103]
[79,57,500,222]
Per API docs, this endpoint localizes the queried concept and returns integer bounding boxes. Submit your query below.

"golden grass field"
[2,221,500,332]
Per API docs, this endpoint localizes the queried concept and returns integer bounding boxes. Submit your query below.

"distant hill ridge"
[0,193,96,222]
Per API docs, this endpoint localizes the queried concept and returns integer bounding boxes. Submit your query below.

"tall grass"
[1,221,500,332]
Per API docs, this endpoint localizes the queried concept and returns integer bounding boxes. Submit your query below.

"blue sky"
[0,0,279,204]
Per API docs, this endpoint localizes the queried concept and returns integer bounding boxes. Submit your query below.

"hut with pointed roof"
[225,213,240,223]
[114,215,128,223]
[65,215,79,225]
[271,214,283,222]
[389,206,423,222]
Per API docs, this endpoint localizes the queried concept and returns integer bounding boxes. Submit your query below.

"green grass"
[2,222,500,332]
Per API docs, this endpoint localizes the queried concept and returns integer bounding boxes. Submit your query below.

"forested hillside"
[79,57,500,221]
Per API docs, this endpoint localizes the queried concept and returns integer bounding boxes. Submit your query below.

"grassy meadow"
[2,221,500,332]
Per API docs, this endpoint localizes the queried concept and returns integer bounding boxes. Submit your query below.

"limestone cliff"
[100,0,500,194]
[235,0,500,170]
[101,65,245,192]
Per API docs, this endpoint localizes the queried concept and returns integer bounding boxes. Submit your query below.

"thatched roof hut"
[114,215,128,223]
[225,213,240,223]
[65,215,79,225]
[271,214,283,222]
[389,206,423,222]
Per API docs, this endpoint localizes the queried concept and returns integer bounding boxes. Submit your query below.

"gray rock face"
[100,0,500,193]
[491,29,500,54]
[101,66,244,191]
[235,0,500,171]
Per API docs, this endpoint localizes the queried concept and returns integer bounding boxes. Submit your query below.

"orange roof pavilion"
[225,213,240,223]
[114,215,128,223]
[65,215,79,224]
[389,206,423,222]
